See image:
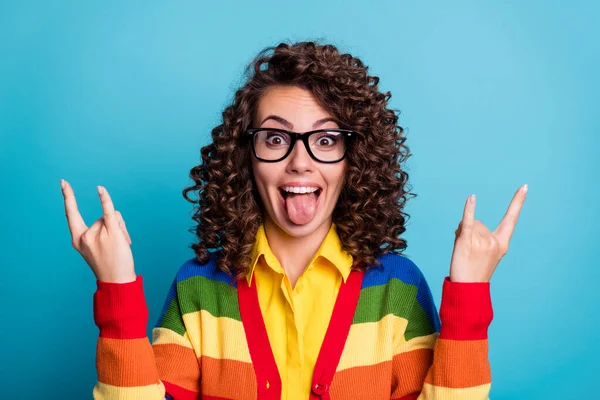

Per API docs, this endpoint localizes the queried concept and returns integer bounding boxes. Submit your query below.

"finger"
[97,186,118,231]
[494,184,528,244]
[461,194,476,235]
[115,211,132,245]
[61,180,88,244]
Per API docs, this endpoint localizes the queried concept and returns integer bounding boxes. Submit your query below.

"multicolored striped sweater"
[92,252,493,399]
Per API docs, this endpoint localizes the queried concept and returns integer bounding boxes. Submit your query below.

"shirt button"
[266,380,270,389]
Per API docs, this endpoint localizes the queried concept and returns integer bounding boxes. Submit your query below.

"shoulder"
[361,253,440,331]
[173,251,236,287]
[362,252,428,290]
[155,252,240,327]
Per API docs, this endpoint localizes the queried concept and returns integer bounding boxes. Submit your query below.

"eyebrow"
[259,115,338,130]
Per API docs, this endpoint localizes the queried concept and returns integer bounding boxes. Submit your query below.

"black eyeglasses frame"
[245,128,357,163]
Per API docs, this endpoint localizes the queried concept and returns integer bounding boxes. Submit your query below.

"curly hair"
[182,40,415,280]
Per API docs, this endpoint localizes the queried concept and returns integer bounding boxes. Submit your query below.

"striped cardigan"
[93,252,493,399]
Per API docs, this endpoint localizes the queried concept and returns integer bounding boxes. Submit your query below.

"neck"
[263,215,332,288]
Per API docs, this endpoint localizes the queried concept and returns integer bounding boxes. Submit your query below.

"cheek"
[251,159,266,187]
[251,162,281,202]
[325,165,347,197]
[332,164,347,188]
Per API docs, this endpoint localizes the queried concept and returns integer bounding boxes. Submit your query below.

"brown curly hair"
[182,40,416,280]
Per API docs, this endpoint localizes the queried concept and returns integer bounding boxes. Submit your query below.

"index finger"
[494,184,528,244]
[61,179,88,241]
[461,194,476,235]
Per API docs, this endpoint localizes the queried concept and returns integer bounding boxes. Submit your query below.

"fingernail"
[60,179,65,190]
[523,184,528,194]
[97,186,103,196]
[470,194,476,203]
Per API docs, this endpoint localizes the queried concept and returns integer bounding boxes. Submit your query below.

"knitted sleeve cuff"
[438,276,493,340]
[93,275,149,339]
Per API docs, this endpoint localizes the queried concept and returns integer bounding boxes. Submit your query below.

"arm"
[92,275,201,399]
[391,275,493,400]
[390,185,525,399]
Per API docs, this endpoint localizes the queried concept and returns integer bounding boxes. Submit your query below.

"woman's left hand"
[449,184,528,283]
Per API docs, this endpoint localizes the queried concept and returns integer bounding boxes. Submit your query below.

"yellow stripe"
[421,382,492,398]
[397,331,439,354]
[93,381,165,399]
[152,327,194,349]
[182,309,252,363]
[338,314,403,370]
[338,315,440,371]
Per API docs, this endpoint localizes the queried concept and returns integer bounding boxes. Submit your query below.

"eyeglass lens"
[253,130,347,162]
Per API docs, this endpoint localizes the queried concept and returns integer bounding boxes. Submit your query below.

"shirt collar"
[246,222,353,286]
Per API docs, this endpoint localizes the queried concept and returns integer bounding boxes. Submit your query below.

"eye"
[313,132,340,147]
[318,136,335,146]
[265,131,289,146]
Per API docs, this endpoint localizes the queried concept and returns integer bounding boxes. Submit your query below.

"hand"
[449,184,528,282]
[61,179,136,283]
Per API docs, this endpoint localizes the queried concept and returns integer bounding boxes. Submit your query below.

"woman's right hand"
[61,179,137,283]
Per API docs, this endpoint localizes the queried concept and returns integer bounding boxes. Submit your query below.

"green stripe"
[404,300,436,341]
[177,275,241,321]
[353,278,435,340]
[157,298,186,336]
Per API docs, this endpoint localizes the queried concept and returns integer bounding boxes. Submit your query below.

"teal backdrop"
[1,1,598,398]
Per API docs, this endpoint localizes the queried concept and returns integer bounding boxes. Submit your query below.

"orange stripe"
[201,356,257,400]
[330,361,392,399]
[423,338,491,388]
[96,337,160,387]
[391,348,434,397]
[153,343,201,393]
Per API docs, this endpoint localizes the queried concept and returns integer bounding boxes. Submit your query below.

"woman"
[61,41,527,399]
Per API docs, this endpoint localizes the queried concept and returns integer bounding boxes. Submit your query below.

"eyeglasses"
[245,128,357,163]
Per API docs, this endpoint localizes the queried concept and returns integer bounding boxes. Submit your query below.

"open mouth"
[278,187,323,204]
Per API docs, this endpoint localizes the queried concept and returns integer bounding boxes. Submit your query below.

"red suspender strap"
[237,276,281,400]
[310,270,365,400]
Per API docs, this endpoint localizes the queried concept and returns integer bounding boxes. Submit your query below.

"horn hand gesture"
[449,184,528,283]
[61,179,137,284]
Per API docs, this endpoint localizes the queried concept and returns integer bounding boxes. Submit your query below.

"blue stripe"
[176,252,237,287]
[361,253,422,288]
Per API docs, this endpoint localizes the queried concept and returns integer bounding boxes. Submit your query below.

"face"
[251,85,347,238]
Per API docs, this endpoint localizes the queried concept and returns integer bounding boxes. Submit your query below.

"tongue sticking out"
[285,192,318,225]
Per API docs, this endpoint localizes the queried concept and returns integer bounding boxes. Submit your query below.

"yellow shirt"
[246,223,353,400]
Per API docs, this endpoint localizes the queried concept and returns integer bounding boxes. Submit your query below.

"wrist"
[449,273,490,283]
[96,272,137,284]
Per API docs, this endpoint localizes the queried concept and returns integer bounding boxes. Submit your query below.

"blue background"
[1,1,598,398]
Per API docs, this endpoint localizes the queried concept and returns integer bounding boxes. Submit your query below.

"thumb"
[115,211,132,245]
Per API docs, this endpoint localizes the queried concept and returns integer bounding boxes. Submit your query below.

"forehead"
[255,85,332,122]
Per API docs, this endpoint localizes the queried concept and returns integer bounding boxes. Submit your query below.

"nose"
[286,135,314,173]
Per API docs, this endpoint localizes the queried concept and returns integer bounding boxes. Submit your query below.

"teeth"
[282,186,319,194]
